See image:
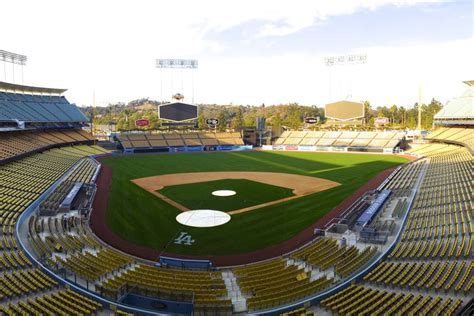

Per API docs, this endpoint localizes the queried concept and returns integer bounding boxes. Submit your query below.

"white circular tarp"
[212,190,236,197]
[176,210,231,228]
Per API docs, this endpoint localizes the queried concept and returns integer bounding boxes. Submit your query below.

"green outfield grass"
[158,179,294,212]
[103,151,408,256]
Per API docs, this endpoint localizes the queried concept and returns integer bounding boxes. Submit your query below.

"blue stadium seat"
[0,92,87,123]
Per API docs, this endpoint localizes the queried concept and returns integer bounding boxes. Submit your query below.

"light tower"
[0,50,27,83]
[156,58,198,104]
[324,53,367,102]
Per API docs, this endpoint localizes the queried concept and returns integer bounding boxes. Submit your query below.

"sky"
[1,0,472,108]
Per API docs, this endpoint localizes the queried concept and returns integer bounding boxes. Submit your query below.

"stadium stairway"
[222,271,247,313]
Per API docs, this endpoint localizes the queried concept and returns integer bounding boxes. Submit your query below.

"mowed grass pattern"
[103,151,408,255]
[158,179,294,212]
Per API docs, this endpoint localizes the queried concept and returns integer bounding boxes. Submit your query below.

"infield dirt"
[132,172,340,215]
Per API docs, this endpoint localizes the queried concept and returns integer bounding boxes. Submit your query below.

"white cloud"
[0,0,464,107]
[190,38,472,107]
[250,0,443,37]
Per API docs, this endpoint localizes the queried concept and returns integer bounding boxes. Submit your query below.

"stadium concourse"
[0,81,472,316]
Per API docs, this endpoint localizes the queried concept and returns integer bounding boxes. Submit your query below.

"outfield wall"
[262,144,395,153]
[124,145,253,154]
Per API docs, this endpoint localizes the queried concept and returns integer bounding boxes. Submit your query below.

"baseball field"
[98,151,408,257]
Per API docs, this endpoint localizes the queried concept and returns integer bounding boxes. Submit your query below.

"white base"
[212,190,236,197]
[176,210,231,228]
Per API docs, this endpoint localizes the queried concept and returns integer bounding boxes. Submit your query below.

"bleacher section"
[0,145,109,314]
[434,80,474,124]
[426,127,474,151]
[99,265,231,310]
[0,288,103,315]
[272,131,404,152]
[234,257,333,311]
[0,91,87,123]
[320,144,473,315]
[321,285,463,316]
[0,129,97,163]
[117,132,245,152]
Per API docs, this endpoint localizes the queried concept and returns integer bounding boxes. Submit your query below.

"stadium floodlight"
[156,59,198,69]
[156,58,199,105]
[1,50,27,83]
[324,53,367,103]
[324,53,367,67]
[0,50,27,65]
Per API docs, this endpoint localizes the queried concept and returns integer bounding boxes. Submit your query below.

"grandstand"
[0,81,87,125]
[0,129,95,162]
[117,132,246,153]
[0,81,94,163]
[320,144,473,316]
[0,81,115,314]
[434,80,474,125]
[271,130,405,153]
[426,127,473,152]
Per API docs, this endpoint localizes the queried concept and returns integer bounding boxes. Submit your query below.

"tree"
[363,101,374,125]
[284,103,303,129]
[217,109,226,131]
[271,113,283,127]
[198,112,206,129]
[389,104,398,125]
[232,106,243,130]
[399,106,407,127]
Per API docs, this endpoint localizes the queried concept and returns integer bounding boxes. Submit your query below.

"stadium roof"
[0,81,67,95]
[434,80,474,120]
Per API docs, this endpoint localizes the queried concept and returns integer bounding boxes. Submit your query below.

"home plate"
[212,190,236,197]
[176,210,231,228]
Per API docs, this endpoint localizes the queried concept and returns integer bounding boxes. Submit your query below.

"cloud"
[0,0,462,107]
[248,0,445,37]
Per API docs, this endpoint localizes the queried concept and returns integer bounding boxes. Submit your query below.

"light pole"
[0,50,27,83]
[324,53,367,102]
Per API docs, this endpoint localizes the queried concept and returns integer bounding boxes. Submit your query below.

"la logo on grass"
[174,232,195,245]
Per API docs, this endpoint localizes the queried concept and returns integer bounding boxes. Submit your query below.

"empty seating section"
[364,260,473,291]
[56,249,133,281]
[118,132,244,149]
[0,145,107,313]
[382,145,473,297]
[290,237,378,277]
[321,285,463,316]
[274,131,404,148]
[0,268,57,297]
[407,143,465,157]
[427,127,474,150]
[29,215,101,258]
[384,160,425,199]
[0,92,87,122]
[215,132,244,145]
[0,288,102,315]
[100,264,231,307]
[234,257,333,311]
[0,129,97,162]
[280,307,315,316]
[321,143,473,314]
